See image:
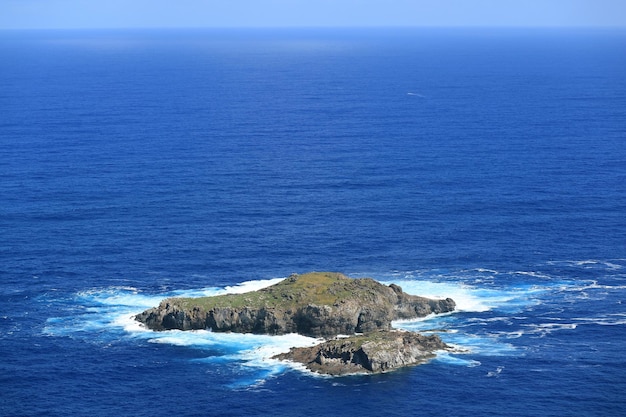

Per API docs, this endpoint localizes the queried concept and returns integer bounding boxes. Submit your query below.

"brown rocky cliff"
[135,272,455,337]
[273,330,449,375]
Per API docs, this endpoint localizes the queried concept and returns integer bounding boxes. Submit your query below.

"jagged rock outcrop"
[135,272,455,338]
[273,330,449,375]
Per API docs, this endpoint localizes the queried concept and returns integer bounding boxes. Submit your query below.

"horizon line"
[2,24,626,32]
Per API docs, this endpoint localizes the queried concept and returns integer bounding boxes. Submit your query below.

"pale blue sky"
[1,0,625,30]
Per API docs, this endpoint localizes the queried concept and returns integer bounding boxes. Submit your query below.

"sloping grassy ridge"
[173,272,377,310]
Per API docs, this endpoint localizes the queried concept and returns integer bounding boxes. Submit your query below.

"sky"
[1,0,625,30]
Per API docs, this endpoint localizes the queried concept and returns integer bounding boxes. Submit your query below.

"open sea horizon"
[1,27,625,416]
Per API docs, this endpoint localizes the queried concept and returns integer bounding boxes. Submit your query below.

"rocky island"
[274,329,449,375]
[135,272,456,374]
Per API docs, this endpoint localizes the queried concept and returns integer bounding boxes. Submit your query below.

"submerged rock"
[273,330,449,375]
[135,272,455,338]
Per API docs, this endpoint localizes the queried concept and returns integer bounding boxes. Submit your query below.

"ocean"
[1,27,625,416]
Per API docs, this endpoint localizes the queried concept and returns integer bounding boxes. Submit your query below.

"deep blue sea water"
[1,28,625,416]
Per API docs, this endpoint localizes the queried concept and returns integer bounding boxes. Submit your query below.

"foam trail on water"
[435,352,481,367]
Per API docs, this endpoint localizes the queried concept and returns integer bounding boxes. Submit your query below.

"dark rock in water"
[135,272,455,338]
[273,330,449,375]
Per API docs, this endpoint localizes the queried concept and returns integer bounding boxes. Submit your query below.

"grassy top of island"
[171,271,387,310]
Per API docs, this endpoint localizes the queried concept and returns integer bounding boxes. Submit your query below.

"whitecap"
[435,352,481,367]
[474,268,499,274]
[520,322,577,337]
[512,271,552,279]
[446,334,517,356]
[576,260,601,266]
[570,314,626,326]
[548,259,624,270]
[487,366,504,377]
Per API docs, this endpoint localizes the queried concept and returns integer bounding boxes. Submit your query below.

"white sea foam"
[474,268,499,274]
[44,273,595,384]
[113,313,150,333]
[520,322,578,337]
[76,287,164,309]
[377,278,556,364]
[448,333,517,356]
[572,259,624,270]
[65,278,290,337]
[381,279,542,313]
[220,278,286,294]
[150,330,324,382]
[512,271,552,279]
[164,278,286,299]
[381,280,487,312]
[592,319,626,326]
[570,314,626,326]
[487,366,504,377]
[435,352,481,367]
[548,259,624,270]
[140,328,321,364]
[577,281,626,291]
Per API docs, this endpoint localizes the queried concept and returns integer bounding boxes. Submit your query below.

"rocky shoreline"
[135,272,455,375]
[273,330,449,375]
[135,272,455,337]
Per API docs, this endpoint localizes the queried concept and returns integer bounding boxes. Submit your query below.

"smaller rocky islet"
[135,272,456,374]
[274,329,449,375]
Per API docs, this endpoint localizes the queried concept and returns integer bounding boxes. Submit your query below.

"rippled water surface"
[1,28,625,416]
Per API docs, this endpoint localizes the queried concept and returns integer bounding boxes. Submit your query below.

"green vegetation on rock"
[174,272,378,310]
[135,272,456,337]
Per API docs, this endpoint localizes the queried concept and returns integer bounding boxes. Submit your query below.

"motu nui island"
[135,272,456,375]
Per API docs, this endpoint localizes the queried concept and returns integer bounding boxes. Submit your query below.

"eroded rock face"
[273,330,449,375]
[135,272,455,338]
